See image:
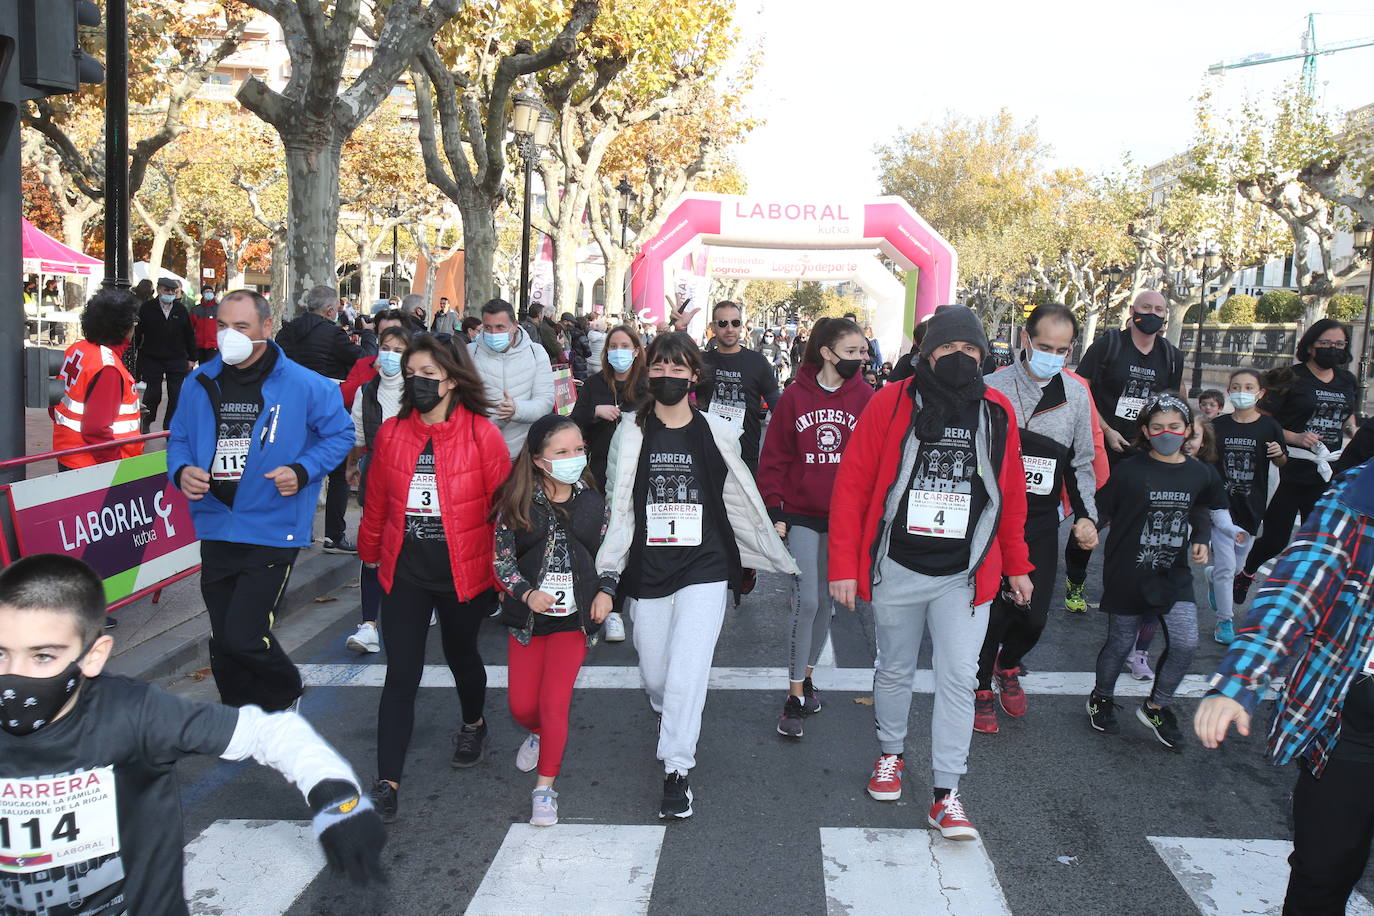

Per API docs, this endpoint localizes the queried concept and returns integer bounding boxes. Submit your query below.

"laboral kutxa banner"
[7,451,198,603]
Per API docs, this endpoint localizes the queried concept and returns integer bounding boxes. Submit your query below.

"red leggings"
[507,630,588,778]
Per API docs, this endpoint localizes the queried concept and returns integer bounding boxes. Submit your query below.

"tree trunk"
[356,250,376,306]
[460,203,496,315]
[1166,300,1190,347]
[602,253,627,319]
[269,233,289,320]
[147,231,171,281]
[551,232,580,315]
[282,137,344,311]
[183,236,203,292]
[60,209,89,251]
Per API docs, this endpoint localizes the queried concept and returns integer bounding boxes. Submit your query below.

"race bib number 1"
[1023,455,1057,496]
[539,572,576,617]
[211,437,249,481]
[0,766,119,872]
[1115,396,1147,422]
[406,473,439,516]
[646,503,703,546]
[905,490,970,539]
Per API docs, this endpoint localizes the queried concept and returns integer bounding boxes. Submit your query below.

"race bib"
[406,472,439,516]
[709,401,746,437]
[1023,455,1057,496]
[539,572,576,617]
[0,767,119,873]
[1363,645,1374,677]
[211,437,249,481]
[905,489,970,539]
[1115,395,1147,422]
[646,503,703,546]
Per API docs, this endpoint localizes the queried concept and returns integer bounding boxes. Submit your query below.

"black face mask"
[648,376,691,406]
[833,358,862,380]
[406,376,447,414]
[0,658,84,736]
[1313,346,1348,369]
[1131,312,1165,336]
[932,351,981,388]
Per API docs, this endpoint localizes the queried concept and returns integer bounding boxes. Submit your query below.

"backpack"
[1093,328,1183,394]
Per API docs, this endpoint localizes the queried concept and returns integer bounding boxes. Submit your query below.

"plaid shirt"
[1208,463,1374,776]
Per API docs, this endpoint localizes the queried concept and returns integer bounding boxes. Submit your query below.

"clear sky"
[732,2,1374,199]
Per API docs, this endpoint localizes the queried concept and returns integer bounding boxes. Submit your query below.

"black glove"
[308,779,387,886]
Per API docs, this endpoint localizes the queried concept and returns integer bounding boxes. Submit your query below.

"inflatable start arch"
[629,193,957,354]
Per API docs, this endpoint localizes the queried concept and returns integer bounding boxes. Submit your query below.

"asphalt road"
[167,518,1373,916]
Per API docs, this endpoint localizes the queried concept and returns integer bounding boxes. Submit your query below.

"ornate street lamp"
[1189,247,1221,397]
[513,95,554,314]
[616,176,635,249]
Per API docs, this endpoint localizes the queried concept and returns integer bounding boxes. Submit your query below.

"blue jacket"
[167,343,354,548]
[1208,460,1374,776]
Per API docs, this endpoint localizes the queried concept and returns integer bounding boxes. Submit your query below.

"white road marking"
[820,827,1012,915]
[817,634,837,668]
[298,663,1272,698]
[465,823,665,915]
[1148,835,1374,915]
[183,819,323,915]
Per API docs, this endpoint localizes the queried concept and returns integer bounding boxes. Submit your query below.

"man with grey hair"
[399,293,428,336]
[275,284,362,553]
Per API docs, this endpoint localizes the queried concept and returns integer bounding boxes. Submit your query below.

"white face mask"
[217,327,263,366]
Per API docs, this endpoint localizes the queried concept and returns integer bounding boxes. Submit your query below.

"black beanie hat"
[918,305,989,359]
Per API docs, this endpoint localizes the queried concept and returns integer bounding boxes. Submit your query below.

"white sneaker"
[604,612,626,642]
[530,786,558,827]
[345,623,381,654]
[515,733,540,773]
[429,610,437,627]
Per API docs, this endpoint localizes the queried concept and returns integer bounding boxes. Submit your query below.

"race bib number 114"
[0,766,119,872]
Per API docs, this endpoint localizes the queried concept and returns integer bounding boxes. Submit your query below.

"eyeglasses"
[1313,340,1346,349]
[715,319,742,328]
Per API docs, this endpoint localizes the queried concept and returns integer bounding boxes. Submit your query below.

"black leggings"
[1244,474,1327,577]
[1285,755,1374,914]
[978,510,1058,688]
[376,574,489,783]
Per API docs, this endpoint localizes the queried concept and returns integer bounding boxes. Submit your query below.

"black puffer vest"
[498,485,606,644]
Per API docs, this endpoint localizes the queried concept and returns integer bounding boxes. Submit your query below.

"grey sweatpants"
[871,557,990,792]
[788,526,832,683]
[630,580,729,774]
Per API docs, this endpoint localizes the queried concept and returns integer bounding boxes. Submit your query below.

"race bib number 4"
[1115,396,1147,422]
[0,767,119,872]
[406,473,439,516]
[905,490,970,539]
[1023,455,1057,496]
[646,503,703,546]
[211,437,249,481]
[539,572,576,617]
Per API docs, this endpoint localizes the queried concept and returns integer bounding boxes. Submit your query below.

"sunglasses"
[715,319,742,328]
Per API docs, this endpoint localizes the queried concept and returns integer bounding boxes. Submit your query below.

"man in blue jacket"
[169,290,354,711]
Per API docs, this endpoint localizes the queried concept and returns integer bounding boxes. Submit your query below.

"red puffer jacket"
[358,407,511,599]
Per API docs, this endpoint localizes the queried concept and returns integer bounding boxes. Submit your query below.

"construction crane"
[1207,12,1374,97]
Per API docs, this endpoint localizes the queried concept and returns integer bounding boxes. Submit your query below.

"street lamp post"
[1189,247,1221,398]
[616,176,634,249]
[1354,220,1374,416]
[512,94,553,315]
[390,196,400,301]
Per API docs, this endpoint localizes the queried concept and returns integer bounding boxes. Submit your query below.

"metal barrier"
[0,431,201,612]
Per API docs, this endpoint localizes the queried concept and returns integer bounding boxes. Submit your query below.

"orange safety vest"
[52,340,144,468]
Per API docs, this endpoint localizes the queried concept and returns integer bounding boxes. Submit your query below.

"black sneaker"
[801,677,822,714]
[451,721,488,768]
[369,779,398,823]
[1232,570,1255,606]
[322,537,358,554]
[1137,702,1183,749]
[1086,691,1120,734]
[659,772,694,819]
[777,696,805,738]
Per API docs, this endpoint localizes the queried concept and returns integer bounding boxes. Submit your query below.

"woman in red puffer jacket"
[358,334,511,823]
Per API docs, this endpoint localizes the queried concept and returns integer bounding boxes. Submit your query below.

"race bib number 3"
[1115,396,1147,422]
[0,766,119,873]
[1023,455,1057,496]
[212,437,250,481]
[406,473,439,516]
[646,503,703,546]
[905,490,970,539]
[540,572,576,617]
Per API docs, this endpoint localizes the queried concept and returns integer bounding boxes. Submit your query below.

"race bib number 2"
[0,766,119,872]
[646,503,703,546]
[540,572,576,617]
[906,490,970,539]
[211,437,249,481]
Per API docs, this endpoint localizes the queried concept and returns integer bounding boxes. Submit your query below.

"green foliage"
[1257,289,1303,323]
[1216,293,1257,324]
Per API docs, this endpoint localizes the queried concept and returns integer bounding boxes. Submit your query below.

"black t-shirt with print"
[698,348,781,470]
[1211,413,1287,534]
[1095,452,1226,615]
[532,523,582,636]
[396,442,451,591]
[635,424,731,599]
[1267,363,1358,488]
[0,675,239,916]
[888,401,988,576]
[207,346,277,507]
[1076,330,1184,443]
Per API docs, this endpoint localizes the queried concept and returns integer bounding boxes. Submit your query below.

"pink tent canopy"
[22,219,101,276]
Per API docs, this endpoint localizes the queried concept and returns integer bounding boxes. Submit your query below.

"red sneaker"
[866,754,904,801]
[928,791,980,841]
[995,665,1027,717]
[973,689,999,734]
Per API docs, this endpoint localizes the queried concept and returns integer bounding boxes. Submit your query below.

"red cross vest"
[51,340,144,467]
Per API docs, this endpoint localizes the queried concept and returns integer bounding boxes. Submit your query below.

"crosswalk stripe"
[298,663,1272,698]
[1148,835,1374,915]
[819,827,1012,915]
[465,824,665,915]
[182,819,323,915]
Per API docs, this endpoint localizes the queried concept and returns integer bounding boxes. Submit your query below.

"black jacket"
[497,485,606,642]
[570,372,647,489]
[134,298,195,363]
[275,312,362,380]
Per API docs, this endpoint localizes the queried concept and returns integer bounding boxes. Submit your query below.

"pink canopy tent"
[22,219,101,276]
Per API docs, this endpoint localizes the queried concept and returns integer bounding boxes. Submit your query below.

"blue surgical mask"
[484,332,510,353]
[607,349,634,373]
[1025,348,1066,379]
[159,293,176,304]
[376,351,402,377]
[543,455,586,484]
[1228,391,1257,410]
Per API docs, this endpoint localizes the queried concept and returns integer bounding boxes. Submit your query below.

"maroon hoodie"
[758,363,874,525]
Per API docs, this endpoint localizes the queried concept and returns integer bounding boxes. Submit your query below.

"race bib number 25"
[0,766,119,872]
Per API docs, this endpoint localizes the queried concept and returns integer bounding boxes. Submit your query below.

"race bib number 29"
[0,766,119,872]
[1023,455,1057,496]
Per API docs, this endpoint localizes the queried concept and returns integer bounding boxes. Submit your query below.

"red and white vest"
[51,340,144,467]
